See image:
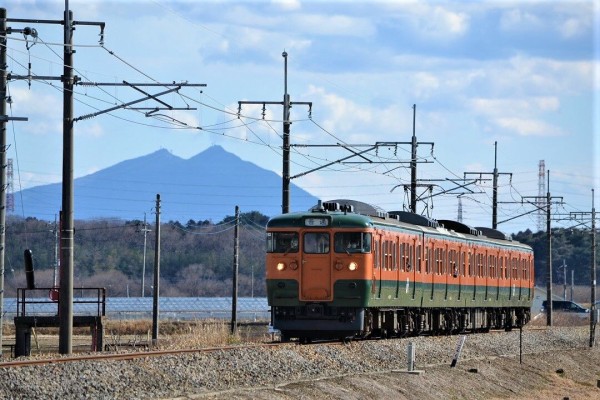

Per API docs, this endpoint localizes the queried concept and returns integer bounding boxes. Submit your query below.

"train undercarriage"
[274,305,531,342]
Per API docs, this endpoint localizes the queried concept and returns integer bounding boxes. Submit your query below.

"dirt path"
[194,347,600,400]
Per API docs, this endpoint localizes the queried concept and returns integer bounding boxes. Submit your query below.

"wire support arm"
[73,85,182,122]
[290,145,378,179]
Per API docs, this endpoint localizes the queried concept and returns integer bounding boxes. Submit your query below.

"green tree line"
[4,212,268,298]
[3,214,597,298]
[513,228,598,288]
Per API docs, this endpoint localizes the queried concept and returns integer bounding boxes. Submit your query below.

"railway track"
[0,342,287,368]
[0,325,550,368]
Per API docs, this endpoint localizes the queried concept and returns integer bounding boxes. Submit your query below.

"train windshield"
[334,232,372,254]
[303,232,330,254]
[267,232,299,253]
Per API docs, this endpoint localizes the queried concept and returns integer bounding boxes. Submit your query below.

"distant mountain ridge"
[14,146,319,222]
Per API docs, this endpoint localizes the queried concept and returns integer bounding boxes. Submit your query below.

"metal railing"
[6,294,268,321]
[16,287,106,318]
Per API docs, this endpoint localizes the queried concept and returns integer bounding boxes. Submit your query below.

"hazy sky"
[3,0,599,233]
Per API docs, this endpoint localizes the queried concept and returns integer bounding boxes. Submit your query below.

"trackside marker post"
[407,342,415,371]
[451,335,467,367]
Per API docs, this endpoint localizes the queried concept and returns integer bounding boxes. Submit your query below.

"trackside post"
[450,335,467,367]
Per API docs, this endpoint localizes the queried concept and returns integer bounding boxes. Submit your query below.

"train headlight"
[335,261,343,271]
[289,261,298,270]
[276,262,286,271]
[348,262,358,271]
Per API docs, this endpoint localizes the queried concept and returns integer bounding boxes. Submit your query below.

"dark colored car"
[541,300,589,313]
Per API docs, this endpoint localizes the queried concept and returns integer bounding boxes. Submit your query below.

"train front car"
[265,200,535,342]
[266,202,373,341]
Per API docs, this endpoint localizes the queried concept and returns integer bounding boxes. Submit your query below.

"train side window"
[447,250,454,277]
[334,232,372,253]
[374,240,380,269]
[399,243,405,271]
[267,232,299,253]
[416,245,422,273]
[383,241,389,270]
[425,247,431,274]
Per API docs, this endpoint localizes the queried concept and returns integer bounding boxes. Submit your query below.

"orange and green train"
[266,200,534,342]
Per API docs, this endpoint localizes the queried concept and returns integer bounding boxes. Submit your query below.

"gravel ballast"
[0,326,598,399]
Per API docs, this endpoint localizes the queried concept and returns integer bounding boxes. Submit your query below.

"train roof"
[267,199,530,249]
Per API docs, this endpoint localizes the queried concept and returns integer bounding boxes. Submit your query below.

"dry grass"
[101,319,272,350]
[0,319,271,357]
[529,310,592,327]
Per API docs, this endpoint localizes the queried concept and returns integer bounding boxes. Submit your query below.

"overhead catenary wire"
[4,9,584,232]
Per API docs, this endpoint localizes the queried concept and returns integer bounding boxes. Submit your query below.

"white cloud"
[413,4,470,39]
[76,122,104,138]
[499,8,543,32]
[494,117,563,137]
[272,0,301,11]
[559,18,583,38]
[294,13,376,37]
[469,96,563,138]
[470,97,560,117]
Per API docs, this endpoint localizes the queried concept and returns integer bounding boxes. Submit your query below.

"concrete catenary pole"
[410,104,417,213]
[59,7,75,355]
[141,212,150,297]
[282,52,291,214]
[152,194,161,345]
[492,142,499,229]
[231,206,240,334]
[0,7,7,355]
[546,171,552,327]
[590,189,596,347]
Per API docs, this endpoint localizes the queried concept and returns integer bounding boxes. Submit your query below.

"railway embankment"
[0,324,598,399]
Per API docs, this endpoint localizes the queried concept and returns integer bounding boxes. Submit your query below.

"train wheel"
[280,332,290,343]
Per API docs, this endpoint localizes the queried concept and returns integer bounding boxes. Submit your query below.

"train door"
[470,248,477,301]
[300,231,332,301]
[459,247,466,301]
[412,238,420,300]
[484,250,489,301]
[372,235,382,299]
[394,239,400,298]
[426,240,435,300]
[494,251,500,301]
[444,243,450,300]
[519,257,525,300]
[509,254,516,300]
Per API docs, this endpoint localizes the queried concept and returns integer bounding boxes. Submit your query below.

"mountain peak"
[16,147,318,221]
